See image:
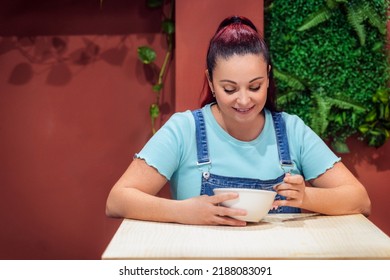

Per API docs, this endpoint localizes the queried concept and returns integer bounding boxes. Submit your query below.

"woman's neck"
[211,104,265,142]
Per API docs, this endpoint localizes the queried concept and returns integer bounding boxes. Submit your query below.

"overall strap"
[191,109,211,166]
[271,111,294,173]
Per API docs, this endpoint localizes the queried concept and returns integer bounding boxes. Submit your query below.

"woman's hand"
[177,193,247,226]
[272,173,306,208]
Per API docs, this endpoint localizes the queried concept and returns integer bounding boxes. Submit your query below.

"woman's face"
[208,53,270,126]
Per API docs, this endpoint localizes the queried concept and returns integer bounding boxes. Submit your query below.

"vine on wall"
[100,0,175,134]
[137,0,175,134]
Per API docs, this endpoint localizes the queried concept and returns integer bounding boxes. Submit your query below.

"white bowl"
[213,188,277,222]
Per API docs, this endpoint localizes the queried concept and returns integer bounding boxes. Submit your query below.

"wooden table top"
[102,213,390,259]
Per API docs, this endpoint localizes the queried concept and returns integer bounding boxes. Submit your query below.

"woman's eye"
[249,85,261,91]
[223,88,236,93]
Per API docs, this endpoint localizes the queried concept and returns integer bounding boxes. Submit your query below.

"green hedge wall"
[265,0,389,152]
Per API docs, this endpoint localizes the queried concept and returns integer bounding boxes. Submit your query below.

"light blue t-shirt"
[136,104,340,200]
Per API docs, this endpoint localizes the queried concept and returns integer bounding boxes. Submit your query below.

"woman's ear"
[205,70,214,92]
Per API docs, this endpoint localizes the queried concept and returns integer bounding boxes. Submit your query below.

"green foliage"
[265,0,389,152]
[149,103,160,134]
[137,46,156,64]
[358,88,390,147]
[346,3,367,45]
[138,0,175,134]
[297,8,333,32]
[296,0,387,46]
[162,19,175,34]
[273,69,305,90]
[147,0,164,8]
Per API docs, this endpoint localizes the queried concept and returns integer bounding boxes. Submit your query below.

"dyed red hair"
[199,16,277,111]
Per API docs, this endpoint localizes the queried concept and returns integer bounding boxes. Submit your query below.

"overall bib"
[192,109,301,214]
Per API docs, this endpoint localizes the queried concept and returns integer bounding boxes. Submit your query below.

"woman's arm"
[273,161,371,216]
[106,158,248,226]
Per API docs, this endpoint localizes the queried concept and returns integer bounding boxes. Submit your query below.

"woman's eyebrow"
[249,76,264,83]
[219,79,237,84]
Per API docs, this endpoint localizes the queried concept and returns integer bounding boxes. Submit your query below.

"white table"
[102,214,390,259]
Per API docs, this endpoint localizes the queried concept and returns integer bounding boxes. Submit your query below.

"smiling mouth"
[233,105,255,113]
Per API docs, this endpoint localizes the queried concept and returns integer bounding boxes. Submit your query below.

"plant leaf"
[137,46,156,64]
[162,19,175,34]
[325,0,339,9]
[147,0,163,8]
[152,83,163,92]
[297,8,333,31]
[358,123,370,134]
[276,91,301,107]
[273,68,305,90]
[362,3,387,35]
[375,88,389,104]
[310,93,331,135]
[371,42,383,52]
[385,105,389,120]
[329,94,367,113]
[332,140,350,153]
[150,103,160,119]
[365,110,377,123]
[346,4,366,45]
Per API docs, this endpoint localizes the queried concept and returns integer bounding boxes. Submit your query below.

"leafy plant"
[358,88,390,147]
[265,0,389,152]
[137,0,175,134]
[100,0,174,134]
[297,0,387,46]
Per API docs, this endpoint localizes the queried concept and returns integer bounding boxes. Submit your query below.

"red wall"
[339,138,390,235]
[0,0,174,259]
[0,0,389,260]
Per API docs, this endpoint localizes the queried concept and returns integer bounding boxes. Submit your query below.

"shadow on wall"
[0,36,130,86]
[1,35,172,119]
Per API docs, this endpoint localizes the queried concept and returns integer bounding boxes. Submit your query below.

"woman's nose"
[237,91,250,105]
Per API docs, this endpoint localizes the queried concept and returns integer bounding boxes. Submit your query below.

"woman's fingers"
[208,192,238,204]
[214,215,247,226]
[217,203,247,217]
[208,193,247,216]
[204,193,248,225]
[283,173,304,185]
[274,188,300,200]
[274,183,298,196]
[273,174,306,207]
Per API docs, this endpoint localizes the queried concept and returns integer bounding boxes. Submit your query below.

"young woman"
[106,16,371,226]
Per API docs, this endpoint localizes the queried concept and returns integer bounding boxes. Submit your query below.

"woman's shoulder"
[165,105,211,127]
[158,109,198,137]
[268,110,315,141]
[265,109,307,129]
[276,110,328,147]
[279,110,302,121]
[168,109,194,122]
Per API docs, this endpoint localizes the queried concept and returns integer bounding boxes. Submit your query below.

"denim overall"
[192,109,301,213]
